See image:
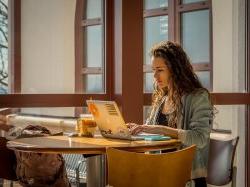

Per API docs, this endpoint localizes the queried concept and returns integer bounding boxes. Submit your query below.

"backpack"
[8,125,70,187]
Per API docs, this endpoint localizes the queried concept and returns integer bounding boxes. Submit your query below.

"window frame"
[75,0,113,114]
[2,0,21,94]
[177,0,212,90]
[143,0,212,105]
[143,3,169,94]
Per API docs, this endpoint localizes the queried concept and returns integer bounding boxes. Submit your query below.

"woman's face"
[151,56,171,89]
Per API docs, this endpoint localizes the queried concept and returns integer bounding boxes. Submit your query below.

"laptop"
[86,100,170,141]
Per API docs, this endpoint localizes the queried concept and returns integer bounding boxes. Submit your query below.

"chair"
[207,136,239,186]
[0,137,17,187]
[62,154,87,187]
[106,145,196,187]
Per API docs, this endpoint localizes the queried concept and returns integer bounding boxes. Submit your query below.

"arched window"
[75,0,112,114]
[75,0,112,92]
[143,0,212,120]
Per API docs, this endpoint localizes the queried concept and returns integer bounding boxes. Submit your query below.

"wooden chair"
[107,145,196,187]
[207,136,239,186]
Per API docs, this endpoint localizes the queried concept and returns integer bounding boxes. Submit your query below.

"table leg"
[84,155,106,187]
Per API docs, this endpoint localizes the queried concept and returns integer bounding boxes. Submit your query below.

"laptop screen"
[86,100,130,137]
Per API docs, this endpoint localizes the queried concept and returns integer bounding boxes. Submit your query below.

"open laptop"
[86,100,170,141]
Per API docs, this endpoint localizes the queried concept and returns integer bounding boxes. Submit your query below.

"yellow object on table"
[76,114,97,137]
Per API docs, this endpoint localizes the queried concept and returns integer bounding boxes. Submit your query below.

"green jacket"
[146,89,213,179]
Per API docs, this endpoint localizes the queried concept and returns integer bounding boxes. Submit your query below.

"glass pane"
[143,105,152,123]
[18,0,77,94]
[144,16,168,65]
[182,0,205,4]
[0,0,8,94]
[144,0,168,10]
[85,0,102,19]
[195,71,210,90]
[144,73,154,93]
[83,74,104,93]
[181,10,209,64]
[84,25,103,67]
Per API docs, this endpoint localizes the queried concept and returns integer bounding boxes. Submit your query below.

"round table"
[7,134,181,154]
[7,135,181,187]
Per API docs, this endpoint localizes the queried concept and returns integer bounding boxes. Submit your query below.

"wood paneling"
[192,63,211,71]
[144,93,250,106]
[0,94,109,108]
[168,0,177,41]
[74,0,84,93]
[143,63,211,73]
[178,1,210,12]
[0,93,249,108]
[143,7,168,17]
[82,67,103,74]
[105,0,114,99]
[81,18,102,26]
[114,0,144,124]
[246,0,250,186]
[9,0,21,93]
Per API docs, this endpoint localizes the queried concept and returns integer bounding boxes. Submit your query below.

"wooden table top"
[7,135,181,154]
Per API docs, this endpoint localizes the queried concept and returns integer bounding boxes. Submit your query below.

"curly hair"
[149,41,211,128]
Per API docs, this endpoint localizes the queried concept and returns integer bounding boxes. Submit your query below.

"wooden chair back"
[107,145,196,187]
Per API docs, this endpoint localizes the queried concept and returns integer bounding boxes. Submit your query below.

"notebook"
[86,100,170,141]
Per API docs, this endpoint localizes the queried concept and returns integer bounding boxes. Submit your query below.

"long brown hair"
[150,41,211,128]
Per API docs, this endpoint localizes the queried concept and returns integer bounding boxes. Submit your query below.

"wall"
[212,0,245,186]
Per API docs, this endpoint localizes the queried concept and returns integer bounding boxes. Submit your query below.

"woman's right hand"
[0,115,9,131]
[126,123,145,135]
[126,123,139,129]
[128,124,156,135]
[0,115,14,132]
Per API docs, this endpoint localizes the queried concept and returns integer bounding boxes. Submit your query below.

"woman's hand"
[0,115,13,132]
[128,124,157,135]
[126,123,138,129]
[0,115,6,124]
[127,122,179,138]
[126,123,146,135]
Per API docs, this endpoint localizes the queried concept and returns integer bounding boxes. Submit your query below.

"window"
[179,1,212,90]
[143,0,168,93]
[143,0,211,121]
[0,0,20,94]
[75,0,112,114]
[0,0,8,94]
[75,0,105,94]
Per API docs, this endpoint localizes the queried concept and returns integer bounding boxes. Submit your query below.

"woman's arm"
[0,115,14,132]
[178,91,213,148]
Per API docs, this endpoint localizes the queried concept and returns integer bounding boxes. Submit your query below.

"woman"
[128,41,214,187]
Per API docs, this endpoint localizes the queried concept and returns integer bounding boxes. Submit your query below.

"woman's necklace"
[162,98,174,114]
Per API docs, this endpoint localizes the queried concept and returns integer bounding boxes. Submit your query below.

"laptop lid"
[86,100,131,138]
